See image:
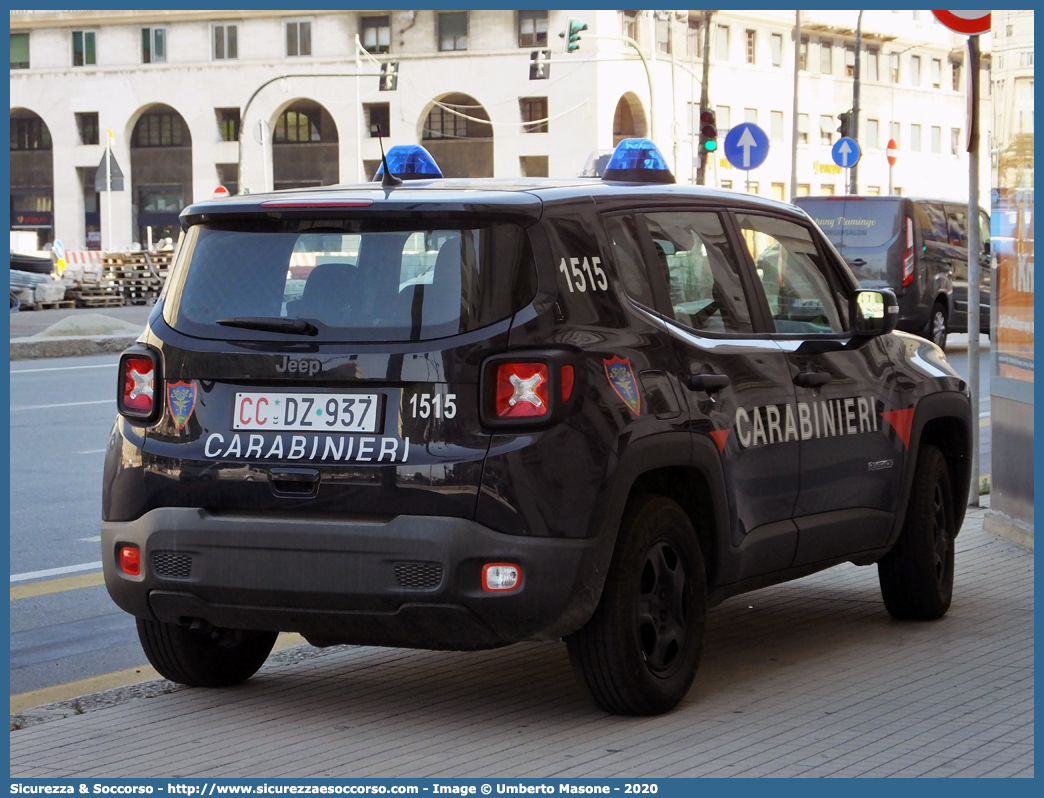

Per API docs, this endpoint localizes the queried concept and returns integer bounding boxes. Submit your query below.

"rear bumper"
[102,508,603,649]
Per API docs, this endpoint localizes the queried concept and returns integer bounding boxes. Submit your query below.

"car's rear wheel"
[137,618,277,687]
[878,444,955,620]
[567,494,707,715]
[925,301,948,349]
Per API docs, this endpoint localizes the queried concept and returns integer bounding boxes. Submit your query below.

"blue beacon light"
[601,138,676,184]
[374,145,444,181]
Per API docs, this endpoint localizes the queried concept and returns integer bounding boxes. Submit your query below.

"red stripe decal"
[880,408,915,449]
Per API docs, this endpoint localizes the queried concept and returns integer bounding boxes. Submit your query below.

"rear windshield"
[795,198,901,249]
[164,221,535,342]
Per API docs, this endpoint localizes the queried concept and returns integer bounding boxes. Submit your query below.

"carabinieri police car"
[102,139,972,716]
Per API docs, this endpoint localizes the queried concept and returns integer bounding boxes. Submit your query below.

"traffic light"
[837,111,853,139]
[379,61,399,91]
[699,110,718,152]
[529,49,551,80]
[566,18,587,53]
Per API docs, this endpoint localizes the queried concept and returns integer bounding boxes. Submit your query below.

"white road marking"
[11,562,103,583]
[11,363,117,374]
[11,399,113,411]
[79,536,102,543]
[76,449,108,454]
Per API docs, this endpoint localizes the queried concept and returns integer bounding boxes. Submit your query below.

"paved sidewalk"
[9,506,1033,778]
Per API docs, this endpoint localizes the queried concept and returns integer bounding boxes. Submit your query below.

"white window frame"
[141,26,166,64]
[770,110,784,142]
[771,33,783,68]
[438,11,469,52]
[361,15,391,54]
[716,25,729,61]
[212,23,238,61]
[72,29,97,67]
[285,18,313,58]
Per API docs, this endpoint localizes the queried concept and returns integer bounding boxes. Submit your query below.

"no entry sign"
[886,139,899,167]
[932,10,991,35]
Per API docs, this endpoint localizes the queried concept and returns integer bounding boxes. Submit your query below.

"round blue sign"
[723,123,770,171]
[831,137,861,168]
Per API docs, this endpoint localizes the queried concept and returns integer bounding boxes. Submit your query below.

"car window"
[915,202,949,244]
[641,211,753,334]
[735,213,846,335]
[945,205,968,249]
[602,214,655,309]
[166,221,535,342]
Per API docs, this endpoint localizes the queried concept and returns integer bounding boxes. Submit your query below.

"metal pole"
[695,10,713,185]
[585,33,657,148]
[668,14,679,176]
[966,34,981,506]
[850,10,863,194]
[789,10,801,200]
[356,36,364,182]
[236,70,384,193]
[105,130,113,253]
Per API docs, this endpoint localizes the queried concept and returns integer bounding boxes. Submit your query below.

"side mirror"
[850,289,898,336]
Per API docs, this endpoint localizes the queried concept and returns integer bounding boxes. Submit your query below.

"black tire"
[567,494,707,715]
[137,618,277,687]
[878,445,955,620]
[924,301,948,350]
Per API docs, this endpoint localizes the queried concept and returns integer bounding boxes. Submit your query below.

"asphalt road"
[7,345,995,701]
[9,354,143,696]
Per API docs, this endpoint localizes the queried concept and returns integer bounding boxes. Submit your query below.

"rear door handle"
[687,373,731,392]
[794,371,832,388]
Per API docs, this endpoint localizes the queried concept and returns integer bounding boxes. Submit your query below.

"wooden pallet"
[22,300,77,311]
[75,295,126,308]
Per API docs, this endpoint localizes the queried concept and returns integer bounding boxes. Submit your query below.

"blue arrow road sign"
[832,137,861,168]
[723,123,769,171]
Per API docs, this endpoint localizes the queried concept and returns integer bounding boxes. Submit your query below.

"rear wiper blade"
[216,317,319,336]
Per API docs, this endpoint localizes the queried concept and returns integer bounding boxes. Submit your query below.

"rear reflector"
[120,546,141,576]
[561,365,575,402]
[495,363,550,418]
[122,356,155,415]
[482,563,521,592]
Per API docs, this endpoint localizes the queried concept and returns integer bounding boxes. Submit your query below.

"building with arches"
[11,9,990,251]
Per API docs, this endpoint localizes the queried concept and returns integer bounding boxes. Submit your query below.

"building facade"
[11,9,990,251]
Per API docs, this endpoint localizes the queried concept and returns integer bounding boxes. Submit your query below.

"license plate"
[233,392,380,432]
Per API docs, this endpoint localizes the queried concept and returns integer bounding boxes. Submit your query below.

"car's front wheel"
[878,444,956,620]
[137,618,277,687]
[567,494,707,715]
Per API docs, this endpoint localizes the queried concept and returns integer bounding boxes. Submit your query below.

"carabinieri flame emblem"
[603,356,641,415]
[167,381,198,430]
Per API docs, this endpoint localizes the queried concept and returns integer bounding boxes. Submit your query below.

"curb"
[10,334,141,361]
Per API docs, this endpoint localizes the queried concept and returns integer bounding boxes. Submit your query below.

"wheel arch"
[547,432,731,639]
[887,391,972,548]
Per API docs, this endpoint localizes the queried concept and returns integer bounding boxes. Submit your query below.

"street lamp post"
[237,64,384,194]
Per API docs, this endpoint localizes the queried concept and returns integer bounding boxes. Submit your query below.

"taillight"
[481,351,576,427]
[902,216,915,288]
[118,349,162,422]
[496,363,549,419]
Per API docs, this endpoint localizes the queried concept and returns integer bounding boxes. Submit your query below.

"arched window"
[10,116,52,151]
[134,111,186,147]
[274,109,321,143]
